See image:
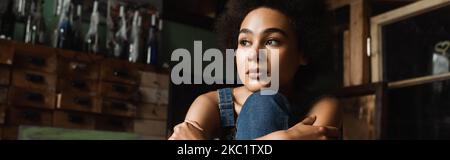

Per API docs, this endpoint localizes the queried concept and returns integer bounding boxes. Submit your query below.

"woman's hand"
[286,116,341,140]
[256,116,341,140]
[168,120,207,140]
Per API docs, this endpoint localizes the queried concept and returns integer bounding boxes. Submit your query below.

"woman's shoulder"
[192,91,219,110]
[194,90,219,106]
[195,87,241,105]
[192,87,248,108]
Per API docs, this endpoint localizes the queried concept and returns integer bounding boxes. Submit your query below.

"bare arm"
[169,92,221,140]
[257,97,342,140]
[308,97,342,128]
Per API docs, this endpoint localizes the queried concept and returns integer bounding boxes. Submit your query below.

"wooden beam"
[331,82,384,98]
[349,0,370,86]
[371,0,450,26]
[327,0,419,10]
[343,30,351,86]
[388,72,450,89]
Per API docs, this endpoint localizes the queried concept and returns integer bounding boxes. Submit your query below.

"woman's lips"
[246,68,269,79]
[248,72,261,79]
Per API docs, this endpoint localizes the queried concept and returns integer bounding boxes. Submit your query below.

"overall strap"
[217,88,235,128]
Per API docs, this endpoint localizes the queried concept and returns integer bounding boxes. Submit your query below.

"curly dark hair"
[215,0,333,115]
[216,0,331,58]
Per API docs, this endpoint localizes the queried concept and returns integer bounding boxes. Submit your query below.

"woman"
[169,0,342,140]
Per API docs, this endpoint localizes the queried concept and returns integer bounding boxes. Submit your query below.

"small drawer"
[59,79,99,94]
[139,87,169,105]
[58,50,102,80]
[96,116,134,132]
[140,71,159,88]
[53,111,95,129]
[12,69,57,91]
[58,92,101,113]
[100,82,138,100]
[0,106,5,124]
[140,72,171,89]
[134,120,167,137]
[100,60,140,85]
[8,108,53,126]
[0,67,11,85]
[0,87,7,104]
[102,99,136,117]
[14,43,57,73]
[137,103,168,120]
[0,40,14,65]
[62,61,100,80]
[9,87,56,109]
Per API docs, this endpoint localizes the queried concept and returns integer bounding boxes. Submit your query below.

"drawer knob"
[25,92,44,102]
[26,74,45,84]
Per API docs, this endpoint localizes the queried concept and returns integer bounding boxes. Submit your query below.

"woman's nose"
[248,43,265,61]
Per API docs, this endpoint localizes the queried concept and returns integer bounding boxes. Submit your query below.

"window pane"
[383,5,450,82]
[387,80,450,139]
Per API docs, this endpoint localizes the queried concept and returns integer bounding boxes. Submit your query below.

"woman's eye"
[239,40,251,47]
[265,39,280,46]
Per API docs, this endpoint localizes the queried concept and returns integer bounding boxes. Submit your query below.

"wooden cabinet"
[0,41,170,139]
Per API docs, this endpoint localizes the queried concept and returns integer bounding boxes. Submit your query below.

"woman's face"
[236,7,305,92]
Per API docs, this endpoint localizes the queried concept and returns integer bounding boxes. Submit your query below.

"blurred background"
[0,0,449,140]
